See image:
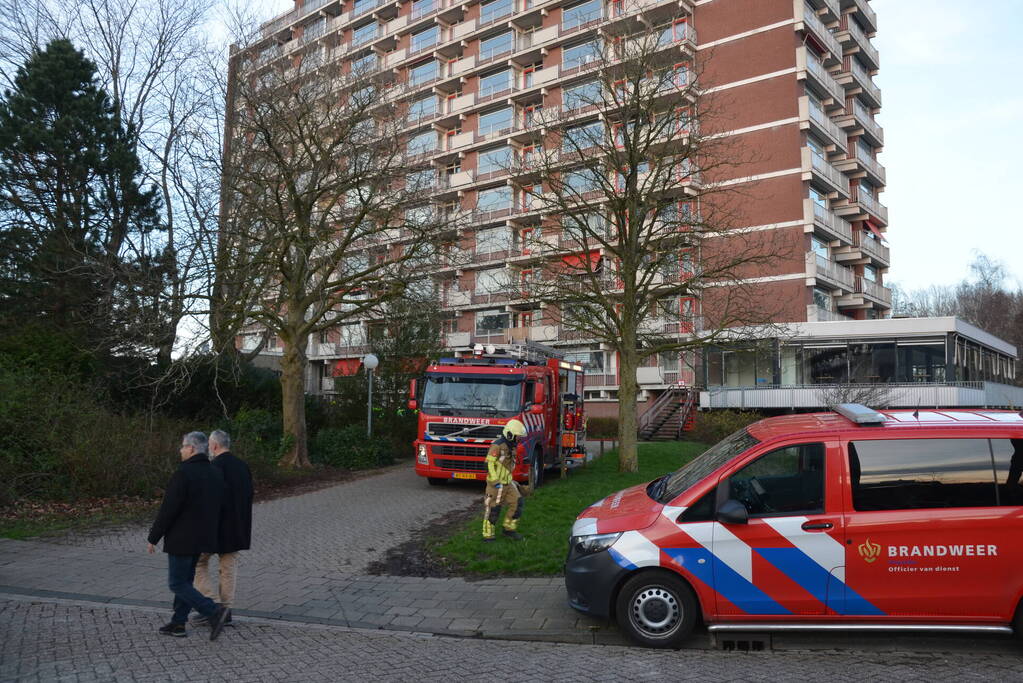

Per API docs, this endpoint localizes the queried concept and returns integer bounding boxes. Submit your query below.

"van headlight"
[417,444,428,465]
[570,532,622,556]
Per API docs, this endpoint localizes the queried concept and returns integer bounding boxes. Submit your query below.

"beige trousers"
[194,552,240,608]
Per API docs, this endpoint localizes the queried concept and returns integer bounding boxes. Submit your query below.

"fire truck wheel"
[427,477,447,486]
[615,571,697,649]
[528,450,544,490]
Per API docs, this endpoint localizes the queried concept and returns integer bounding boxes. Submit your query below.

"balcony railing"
[855,146,886,184]
[807,251,854,289]
[849,59,882,107]
[809,199,852,243]
[852,99,884,145]
[846,18,879,69]
[803,49,844,102]
[802,5,842,59]
[847,0,877,33]
[807,148,850,195]
[858,275,891,305]
[806,304,853,322]
[858,234,889,264]
[856,190,888,224]
[808,100,846,150]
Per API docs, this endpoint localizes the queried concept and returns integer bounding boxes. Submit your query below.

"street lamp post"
[363,353,379,438]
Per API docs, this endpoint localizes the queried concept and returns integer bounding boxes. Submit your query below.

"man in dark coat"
[147,431,230,640]
[193,429,253,622]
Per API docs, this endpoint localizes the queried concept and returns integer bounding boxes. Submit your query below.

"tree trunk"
[279,338,311,468]
[617,347,639,473]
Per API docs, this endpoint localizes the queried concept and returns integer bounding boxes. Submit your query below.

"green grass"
[431,441,708,576]
[0,501,156,540]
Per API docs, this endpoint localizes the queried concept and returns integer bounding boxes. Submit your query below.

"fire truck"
[409,342,587,488]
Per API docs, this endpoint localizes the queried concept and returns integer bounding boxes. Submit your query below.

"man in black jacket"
[147,431,230,640]
[194,429,253,622]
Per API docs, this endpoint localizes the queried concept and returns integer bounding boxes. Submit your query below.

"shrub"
[686,410,764,446]
[586,416,618,439]
[310,425,393,470]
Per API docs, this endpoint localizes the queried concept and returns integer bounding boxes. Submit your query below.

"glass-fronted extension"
[699,317,1022,410]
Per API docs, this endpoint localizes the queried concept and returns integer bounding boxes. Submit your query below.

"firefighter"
[482,419,527,542]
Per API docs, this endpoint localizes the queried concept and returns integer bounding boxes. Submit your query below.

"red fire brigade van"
[565,404,1023,648]
[410,343,586,487]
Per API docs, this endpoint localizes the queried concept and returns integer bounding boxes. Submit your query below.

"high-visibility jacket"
[486,436,515,485]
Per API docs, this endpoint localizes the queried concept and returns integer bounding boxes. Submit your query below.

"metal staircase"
[638,385,698,441]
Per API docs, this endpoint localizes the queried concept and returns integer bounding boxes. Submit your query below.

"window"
[727,443,826,516]
[480,31,514,60]
[863,264,878,283]
[812,287,832,311]
[411,25,440,52]
[478,107,513,135]
[479,69,511,98]
[562,0,602,30]
[563,79,600,111]
[351,52,377,73]
[565,212,608,240]
[810,186,828,210]
[477,145,512,175]
[407,129,436,155]
[405,205,434,227]
[563,41,600,70]
[850,439,1000,511]
[352,21,378,46]
[477,185,512,212]
[480,0,514,24]
[409,95,438,120]
[562,120,603,152]
[406,169,435,190]
[475,268,512,294]
[353,0,377,16]
[564,167,601,193]
[409,59,439,85]
[475,308,510,334]
[811,235,829,259]
[993,439,1023,506]
[476,226,513,253]
[411,0,436,18]
[857,138,875,162]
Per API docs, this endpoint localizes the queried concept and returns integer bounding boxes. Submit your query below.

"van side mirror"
[717,499,749,525]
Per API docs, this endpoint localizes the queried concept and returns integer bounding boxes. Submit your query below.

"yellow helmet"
[503,419,527,440]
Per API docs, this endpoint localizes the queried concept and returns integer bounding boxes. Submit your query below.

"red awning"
[332,359,362,377]
[561,250,601,271]
[864,219,886,242]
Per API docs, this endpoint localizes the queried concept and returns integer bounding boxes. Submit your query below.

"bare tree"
[505,8,788,471]
[217,44,449,467]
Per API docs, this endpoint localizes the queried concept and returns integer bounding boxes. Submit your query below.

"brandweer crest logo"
[859,538,881,563]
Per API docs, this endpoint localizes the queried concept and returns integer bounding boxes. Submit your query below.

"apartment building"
[234,0,892,414]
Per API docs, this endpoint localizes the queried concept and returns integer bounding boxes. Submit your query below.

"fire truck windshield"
[421,374,524,417]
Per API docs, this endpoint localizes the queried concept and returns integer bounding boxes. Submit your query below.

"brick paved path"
[3,595,1023,683]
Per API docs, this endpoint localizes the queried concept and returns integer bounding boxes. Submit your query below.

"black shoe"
[502,529,524,541]
[482,536,495,543]
[209,605,231,642]
[159,623,187,638]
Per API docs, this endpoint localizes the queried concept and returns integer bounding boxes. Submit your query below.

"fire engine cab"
[409,342,587,488]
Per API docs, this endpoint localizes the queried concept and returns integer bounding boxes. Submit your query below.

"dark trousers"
[167,553,217,624]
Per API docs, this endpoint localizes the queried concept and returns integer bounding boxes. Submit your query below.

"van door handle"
[801,521,833,531]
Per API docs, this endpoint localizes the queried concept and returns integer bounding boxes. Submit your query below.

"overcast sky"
[252,0,1023,291]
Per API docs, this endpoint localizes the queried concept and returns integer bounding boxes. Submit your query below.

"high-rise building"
[232,0,896,412]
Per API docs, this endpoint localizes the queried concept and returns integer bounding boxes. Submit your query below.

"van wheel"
[427,477,447,486]
[615,571,697,649]
[528,450,544,489]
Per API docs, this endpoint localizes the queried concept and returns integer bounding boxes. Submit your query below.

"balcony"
[801,5,842,61]
[850,99,883,146]
[804,98,847,152]
[806,304,853,322]
[844,59,882,108]
[858,234,890,265]
[806,251,854,290]
[856,190,888,225]
[844,0,877,33]
[444,331,471,347]
[857,276,891,306]
[798,47,845,103]
[507,325,558,343]
[841,18,879,70]
[805,198,852,244]
[802,147,850,197]
[855,146,886,185]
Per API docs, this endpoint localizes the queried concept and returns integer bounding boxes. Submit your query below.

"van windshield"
[653,428,760,503]
[421,373,524,417]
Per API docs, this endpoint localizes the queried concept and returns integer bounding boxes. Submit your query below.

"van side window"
[850,439,997,511]
[726,443,825,516]
[678,490,715,522]
[990,438,1023,506]
[524,380,536,406]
